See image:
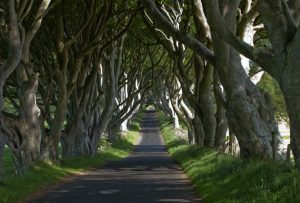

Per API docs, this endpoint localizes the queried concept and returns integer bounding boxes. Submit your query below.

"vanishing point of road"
[31,111,202,203]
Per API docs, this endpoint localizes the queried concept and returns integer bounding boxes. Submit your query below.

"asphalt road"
[31,110,202,203]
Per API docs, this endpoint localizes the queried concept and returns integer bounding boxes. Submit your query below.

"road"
[31,110,202,203]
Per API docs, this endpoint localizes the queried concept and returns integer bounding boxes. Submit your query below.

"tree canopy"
[0,0,300,175]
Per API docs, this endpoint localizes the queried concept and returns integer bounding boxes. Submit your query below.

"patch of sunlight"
[99,189,120,194]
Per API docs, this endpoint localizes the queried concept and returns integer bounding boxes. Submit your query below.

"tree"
[142,0,282,159]
[0,0,51,173]
[201,0,300,166]
[0,0,22,176]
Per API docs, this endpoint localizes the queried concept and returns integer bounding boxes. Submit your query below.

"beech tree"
[1,0,300,175]
[0,0,51,173]
[0,0,142,172]
[201,0,300,167]
[142,0,282,159]
[0,0,21,175]
[107,39,152,137]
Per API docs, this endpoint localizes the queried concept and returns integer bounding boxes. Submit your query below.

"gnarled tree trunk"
[2,0,51,173]
[213,74,228,149]
[4,75,42,172]
[195,57,216,147]
[0,0,22,175]
[256,0,300,166]
[277,51,300,166]
[203,0,281,159]
[212,33,280,159]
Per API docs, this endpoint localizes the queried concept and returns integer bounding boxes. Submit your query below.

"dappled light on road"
[31,111,202,203]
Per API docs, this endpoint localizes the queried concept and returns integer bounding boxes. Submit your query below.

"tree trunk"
[40,129,53,160]
[214,77,228,148]
[228,129,235,154]
[168,99,180,129]
[62,117,88,157]
[3,74,42,173]
[90,37,125,155]
[0,0,22,175]
[0,134,7,177]
[61,132,75,158]
[120,119,129,132]
[213,34,280,159]
[4,0,51,171]
[174,50,206,146]
[201,0,282,160]
[196,60,216,147]
[12,44,42,170]
[119,76,129,132]
[74,119,88,156]
[279,60,300,166]
[180,100,195,144]
[18,74,42,166]
[48,76,68,160]
[142,0,282,159]
[254,0,300,166]
[192,115,204,146]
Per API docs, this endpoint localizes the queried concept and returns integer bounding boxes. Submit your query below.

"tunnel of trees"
[0,0,299,176]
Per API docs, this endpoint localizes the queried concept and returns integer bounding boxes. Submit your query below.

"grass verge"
[158,112,300,203]
[0,129,139,203]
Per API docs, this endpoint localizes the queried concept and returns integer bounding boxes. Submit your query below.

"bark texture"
[257,0,300,166]
[206,1,281,159]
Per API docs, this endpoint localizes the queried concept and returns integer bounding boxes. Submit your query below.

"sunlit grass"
[158,112,300,203]
[281,135,290,140]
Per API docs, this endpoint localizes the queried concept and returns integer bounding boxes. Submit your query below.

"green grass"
[281,135,290,140]
[0,130,139,203]
[2,146,14,178]
[128,110,144,132]
[158,112,300,203]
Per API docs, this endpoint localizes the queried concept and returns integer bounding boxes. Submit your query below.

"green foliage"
[159,112,300,203]
[98,135,112,150]
[128,111,144,132]
[3,100,18,115]
[0,131,139,203]
[258,73,289,123]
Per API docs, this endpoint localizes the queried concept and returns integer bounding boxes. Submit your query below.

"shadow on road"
[31,110,202,203]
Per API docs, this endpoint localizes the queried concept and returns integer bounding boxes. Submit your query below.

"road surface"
[31,110,202,203]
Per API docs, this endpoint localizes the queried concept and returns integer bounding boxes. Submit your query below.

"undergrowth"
[158,111,300,203]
